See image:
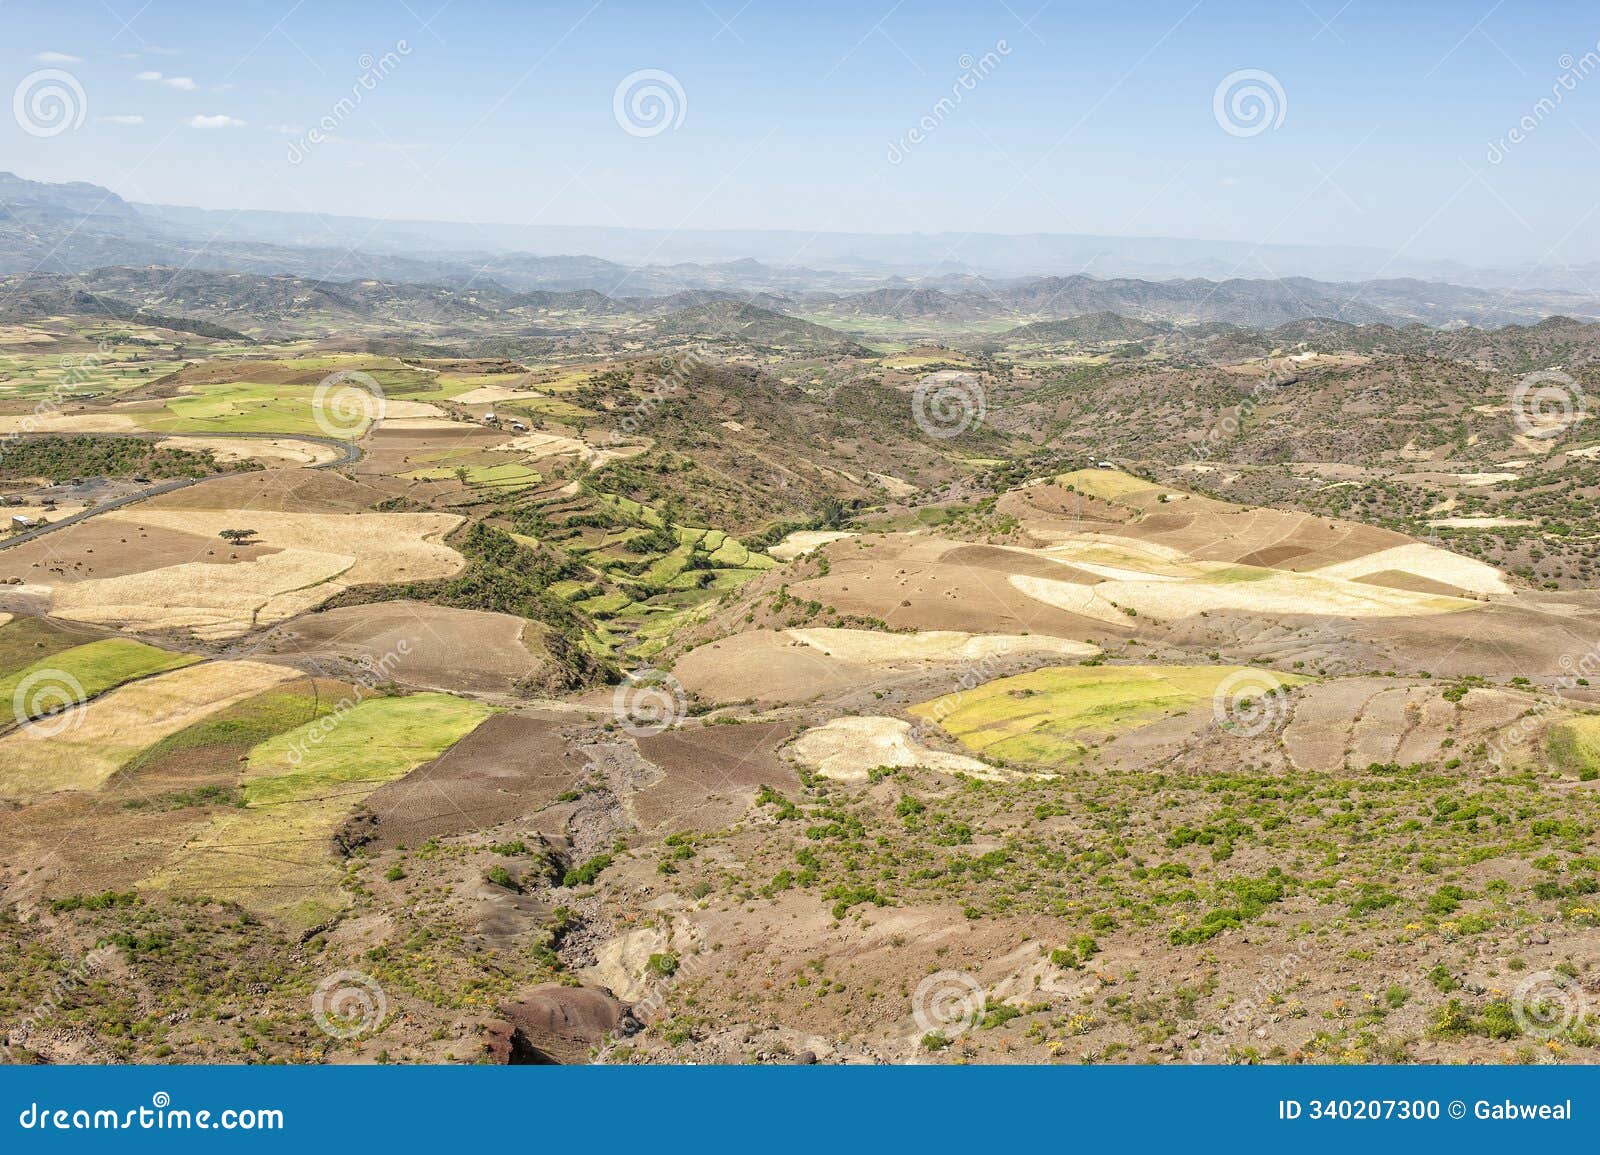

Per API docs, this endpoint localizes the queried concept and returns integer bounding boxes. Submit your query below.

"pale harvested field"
[52,547,354,638]
[451,384,547,404]
[769,529,857,561]
[869,472,918,498]
[492,432,650,468]
[788,715,1006,782]
[1010,567,1472,624]
[785,535,1123,637]
[112,508,463,583]
[380,399,450,419]
[0,411,143,434]
[1005,575,1131,625]
[675,626,1100,705]
[1058,467,1161,501]
[162,435,341,466]
[787,627,1098,664]
[0,519,273,583]
[47,508,463,637]
[1313,543,1510,596]
[673,631,873,704]
[0,660,299,799]
[1425,517,1537,529]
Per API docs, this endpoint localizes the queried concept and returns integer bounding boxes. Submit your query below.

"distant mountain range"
[3,172,1599,332]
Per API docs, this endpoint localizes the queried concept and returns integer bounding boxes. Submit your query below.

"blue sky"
[4,0,1599,264]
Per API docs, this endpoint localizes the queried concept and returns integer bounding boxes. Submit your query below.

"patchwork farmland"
[3,268,1600,1073]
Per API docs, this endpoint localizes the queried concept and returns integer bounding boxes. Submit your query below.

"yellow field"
[1058,467,1160,501]
[0,660,300,799]
[913,664,1306,768]
[47,508,464,638]
[145,692,494,923]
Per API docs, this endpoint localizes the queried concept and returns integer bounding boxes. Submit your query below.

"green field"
[0,638,199,722]
[1546,715,1600,778]
[242,692,495,804]
[404,461,543,491]
[912,665,1307,768]
[147,691,495,923]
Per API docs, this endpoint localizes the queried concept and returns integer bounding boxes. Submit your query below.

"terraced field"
[4,314,1600,1072]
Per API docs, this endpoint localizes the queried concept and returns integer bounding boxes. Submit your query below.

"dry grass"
[769,530,857,561]
[48,508,464,638]
[161,436,341,466]
[1312,543,1511,596]
[144,692,493,923]
[0,660,300,799]
[788,715,1009,782]
[786,628,1098,664]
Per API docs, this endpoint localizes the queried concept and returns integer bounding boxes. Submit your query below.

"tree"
[219,528,258,545]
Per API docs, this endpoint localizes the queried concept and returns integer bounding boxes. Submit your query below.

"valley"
[3,246,1599,1066]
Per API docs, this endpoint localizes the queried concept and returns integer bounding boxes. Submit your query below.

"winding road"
[0,432,363,552]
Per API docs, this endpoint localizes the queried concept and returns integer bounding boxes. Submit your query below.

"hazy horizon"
[6,0,1600,276]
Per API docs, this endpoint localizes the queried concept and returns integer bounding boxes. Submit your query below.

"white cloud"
[135,71,197,90]
[265,123,304,135]
[34,51,83,64]
[1218,176,1241,188]
[95,114,146,125]
[186,114,246,129]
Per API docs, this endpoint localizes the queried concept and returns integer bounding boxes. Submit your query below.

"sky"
[4,0,1600,266]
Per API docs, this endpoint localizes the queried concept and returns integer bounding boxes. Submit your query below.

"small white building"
[11,515,37,531]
